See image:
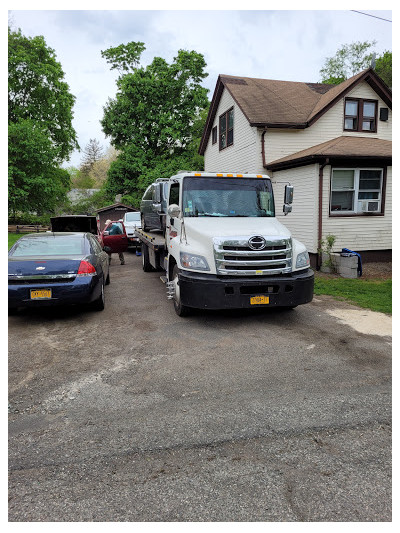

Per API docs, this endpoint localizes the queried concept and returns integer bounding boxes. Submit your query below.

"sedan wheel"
[91,282,105,311]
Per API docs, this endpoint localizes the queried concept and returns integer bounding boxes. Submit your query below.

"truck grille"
[213,236,292,276]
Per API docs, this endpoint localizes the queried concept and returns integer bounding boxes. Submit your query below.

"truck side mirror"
[283,185,294,216]
[168,204,181,218]
[284,185,294,204]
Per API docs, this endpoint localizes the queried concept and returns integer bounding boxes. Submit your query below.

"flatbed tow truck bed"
[136,228,166,272]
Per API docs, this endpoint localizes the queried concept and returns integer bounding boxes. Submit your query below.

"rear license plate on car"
[30,289,52,300]
[250,295,269,305]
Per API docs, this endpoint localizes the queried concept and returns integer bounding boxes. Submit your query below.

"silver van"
[140,179,169,232]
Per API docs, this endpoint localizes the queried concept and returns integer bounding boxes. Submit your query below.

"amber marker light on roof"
[236,174,243,177]
[216,174,223,177]
[194,173,202,176]
[227,174,233,177]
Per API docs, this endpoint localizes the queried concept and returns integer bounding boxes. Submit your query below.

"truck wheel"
[172,265,191,317]
[141,214,148,232]
[142,244,153,272]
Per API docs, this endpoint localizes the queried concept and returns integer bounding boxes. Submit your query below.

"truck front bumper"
[178,269,314,310]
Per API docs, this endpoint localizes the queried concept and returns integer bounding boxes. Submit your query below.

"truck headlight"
[296,251,310,269]
[180,252,210,271]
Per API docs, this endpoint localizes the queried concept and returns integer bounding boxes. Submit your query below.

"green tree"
[101,41,145,74]
[375,50,392,88]
[105,104,209,206]
[320,41,392,88]
[101,42,209,202]
[320,41,376,85]
[8,27,78,216]
[9,120,71,216]
[80,138,104,178]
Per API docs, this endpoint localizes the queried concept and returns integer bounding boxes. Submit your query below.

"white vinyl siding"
[271,164,319,253]
[204,88,258,173]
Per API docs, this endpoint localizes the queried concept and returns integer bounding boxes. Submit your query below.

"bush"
[8,212,52,226]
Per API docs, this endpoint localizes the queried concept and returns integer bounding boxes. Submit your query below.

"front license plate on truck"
[250,295,269,305]
[30,289,52,300]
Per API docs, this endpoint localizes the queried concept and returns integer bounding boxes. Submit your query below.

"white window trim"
[330,167,383,214]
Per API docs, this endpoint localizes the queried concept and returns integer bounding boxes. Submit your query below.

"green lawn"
[314,275,392,315]
[8,232,23,250]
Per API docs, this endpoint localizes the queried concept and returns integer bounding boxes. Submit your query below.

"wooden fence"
[8,225,50,233]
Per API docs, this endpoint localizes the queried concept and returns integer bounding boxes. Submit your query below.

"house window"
[219,108,234,150]
[330,168,383,214]
[344,99,377,132]
[212,125,217,145]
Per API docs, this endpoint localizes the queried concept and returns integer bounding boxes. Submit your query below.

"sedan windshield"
[9,235,86,257]
[182,177,275,217]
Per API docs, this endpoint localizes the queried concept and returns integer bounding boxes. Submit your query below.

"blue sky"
[8,4,393,167]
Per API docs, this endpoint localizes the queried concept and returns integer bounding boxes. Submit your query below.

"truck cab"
[138,172,314,316]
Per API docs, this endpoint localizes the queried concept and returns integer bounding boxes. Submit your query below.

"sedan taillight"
[77,260,96,276]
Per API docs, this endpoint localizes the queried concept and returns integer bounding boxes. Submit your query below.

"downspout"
[261,128,268,168]
[318,158,330,269]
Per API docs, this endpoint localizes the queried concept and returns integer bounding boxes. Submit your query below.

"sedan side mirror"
[103,231,110,236]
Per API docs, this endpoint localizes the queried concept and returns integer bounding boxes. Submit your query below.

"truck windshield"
[182,177,275,217]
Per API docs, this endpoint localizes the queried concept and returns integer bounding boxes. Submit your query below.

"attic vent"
[224,77,248,86]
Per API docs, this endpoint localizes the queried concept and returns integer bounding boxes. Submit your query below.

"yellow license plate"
[250,295,269,305]
[30,289,52,299]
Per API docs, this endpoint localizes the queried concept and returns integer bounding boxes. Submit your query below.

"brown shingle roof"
[220,74,329,126]
[199,68,392,155]
[266,136,392,170]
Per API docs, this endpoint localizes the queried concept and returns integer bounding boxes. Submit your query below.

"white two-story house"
[199,68,392,267]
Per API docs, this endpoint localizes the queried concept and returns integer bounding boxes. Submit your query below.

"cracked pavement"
[8,251,392,521]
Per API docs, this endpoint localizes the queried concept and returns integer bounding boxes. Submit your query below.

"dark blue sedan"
[8,232,110,313]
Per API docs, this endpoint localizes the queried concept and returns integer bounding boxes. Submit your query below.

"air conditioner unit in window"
[360,200,379,212]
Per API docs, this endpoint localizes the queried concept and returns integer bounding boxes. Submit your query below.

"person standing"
[104,220,125,265]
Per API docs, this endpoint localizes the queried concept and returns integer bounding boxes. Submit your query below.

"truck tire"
[172,265,191,317]
[142,244,154,272]
[141,214,148,232]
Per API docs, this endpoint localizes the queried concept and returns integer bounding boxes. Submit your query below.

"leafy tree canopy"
[9,119,71,215]
[101,41,209,204]
[8,27,78,217]
[104,104,209,206]
[8,27,78,161]
[101,41,146,73]
[375,50,392,88]
[320,41,391,87]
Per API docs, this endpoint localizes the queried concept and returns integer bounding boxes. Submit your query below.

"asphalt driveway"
[8,250,392,522]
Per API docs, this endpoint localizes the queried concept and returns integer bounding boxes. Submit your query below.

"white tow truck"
[136,171,314,316]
